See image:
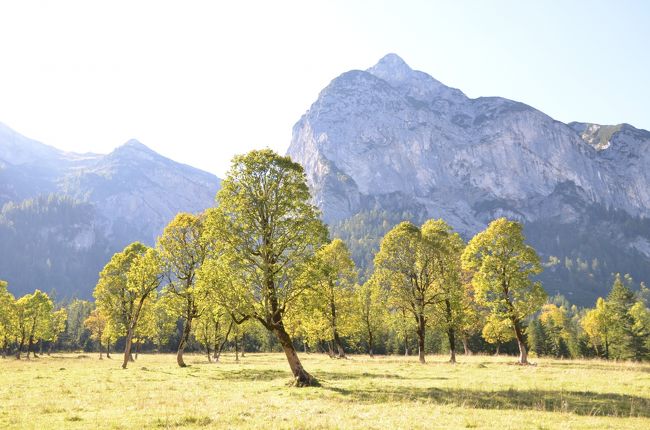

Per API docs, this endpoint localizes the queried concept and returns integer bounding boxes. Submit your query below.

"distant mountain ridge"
[288,54,650,305]
[0,123,220,298]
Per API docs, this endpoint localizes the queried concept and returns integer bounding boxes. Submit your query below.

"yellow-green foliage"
[0,353,649,429]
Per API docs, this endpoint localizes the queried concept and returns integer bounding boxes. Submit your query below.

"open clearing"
[0,353,649,429]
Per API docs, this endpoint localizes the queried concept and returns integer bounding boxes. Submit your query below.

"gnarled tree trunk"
[122,325,136,369]
[177,315,193,367]
[273,323,316,387]
[512,317,528,364]
[122,296,147,369]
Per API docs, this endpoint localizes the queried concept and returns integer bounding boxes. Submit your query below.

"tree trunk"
[122,296,147,369]
[495,343,500,356]
[273,324,317,387]
[206,343,212,363]
[27,336,34,360]
[330,300,346,358]
[122,325,135,369]
[462,335,472,355]
[368,329,374,358]
[214,321,233,362]
[404,333,409,356]
[16,335,25,360]
[333,330,346,359]
[511,317,528,364]
[135,339,141,360]
[235,335,240,362]
[447,327,456,364]
[326,341,335,358]
[176,316,193,368]
[99,340,103,360]
[241,332,245,358]
[106,341,111,359]
[444,299,456,363]
[417,314,426,364]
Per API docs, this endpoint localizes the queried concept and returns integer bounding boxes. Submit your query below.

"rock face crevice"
[287,54,650,304]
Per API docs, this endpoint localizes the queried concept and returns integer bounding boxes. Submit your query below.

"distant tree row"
[0,283,67,359]
[3,150,650,385]
[528,275,650,360]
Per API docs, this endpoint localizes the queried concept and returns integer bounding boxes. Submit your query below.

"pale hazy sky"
[0,1,648,176]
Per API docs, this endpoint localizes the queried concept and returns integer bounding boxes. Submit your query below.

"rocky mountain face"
[288,54,650,305]
[0,123,220,298]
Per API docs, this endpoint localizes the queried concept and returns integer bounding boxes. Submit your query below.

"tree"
[538,304,578,358]
[482,315,514,355]
[14,290,53,359]
[629,301,650,358]
[0,280,16,358]
[84,308,108,358]
[581,297,613,358]
[461,218,546,364]
[527,319,548,357]
[356,277,388,357]
[607,274,649,360]
[158,212,209,367]
[202,149,327,386]
[94,242,163,369]
[41,308,67,354]
[373,221,436,363]
[457,274,484,356]
[305,239,358,358]
[147,298,178,352]
[422,219,465,363]
[193,304,234,363]
[63,299,94,351]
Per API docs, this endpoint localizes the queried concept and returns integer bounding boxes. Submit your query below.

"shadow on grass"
[314,371,411,381]
[324,385,650,418]
[207,368,290,382]
[545,361,650,373]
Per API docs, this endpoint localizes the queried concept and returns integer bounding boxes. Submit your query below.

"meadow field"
[0,352,649,429]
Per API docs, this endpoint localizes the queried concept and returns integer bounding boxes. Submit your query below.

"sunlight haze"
[0,0,648,176]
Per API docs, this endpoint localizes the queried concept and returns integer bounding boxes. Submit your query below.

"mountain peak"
[367,53,414,82]
[122,138,150,150]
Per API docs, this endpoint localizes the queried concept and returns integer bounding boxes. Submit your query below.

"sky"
[0,1,648,177]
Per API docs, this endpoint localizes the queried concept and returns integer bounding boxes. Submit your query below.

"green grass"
[1,352,649,429]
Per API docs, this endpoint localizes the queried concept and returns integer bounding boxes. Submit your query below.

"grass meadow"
[0,352,649,429]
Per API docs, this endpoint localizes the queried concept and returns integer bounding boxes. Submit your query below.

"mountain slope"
[288,54,650,305]
[0,124,220,298]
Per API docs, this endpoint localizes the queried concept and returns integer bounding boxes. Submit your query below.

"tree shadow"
[206,368,290,382]
[316,371,410,381]
[324,385,650,418]
[546,361,650,373]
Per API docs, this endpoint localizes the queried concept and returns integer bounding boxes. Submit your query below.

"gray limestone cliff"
[288,54,650,304]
